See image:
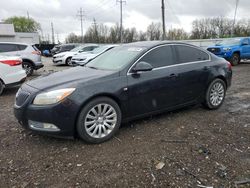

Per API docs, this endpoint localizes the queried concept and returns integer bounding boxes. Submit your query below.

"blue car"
[207,37,250,65]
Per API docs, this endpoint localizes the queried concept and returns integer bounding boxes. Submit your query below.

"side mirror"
[132,61,153,73]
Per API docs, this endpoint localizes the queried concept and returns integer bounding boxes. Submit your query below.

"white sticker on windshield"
[127,48,143,52]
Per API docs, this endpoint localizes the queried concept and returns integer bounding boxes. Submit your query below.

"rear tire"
[203,78,226,110]
[0,80,4,96]
[23,61,34,76]
[230,53,240,66]
[76,97,121,144]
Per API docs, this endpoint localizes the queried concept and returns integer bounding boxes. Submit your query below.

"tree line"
[66,17,250,43]
[3,16,250,44]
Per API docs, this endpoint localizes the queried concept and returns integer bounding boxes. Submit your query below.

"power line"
[77,7,85,43]
[117,0,126,43]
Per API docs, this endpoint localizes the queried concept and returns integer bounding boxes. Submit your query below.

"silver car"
[0,42,43,76]
[71,44,119,66]
[52,44,99,66]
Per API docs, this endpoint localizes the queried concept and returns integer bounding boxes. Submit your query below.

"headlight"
[55,55,65,58]
[33,88,75,105]
[223,47,231,51]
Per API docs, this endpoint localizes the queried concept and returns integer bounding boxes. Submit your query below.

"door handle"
[168,73,178,78]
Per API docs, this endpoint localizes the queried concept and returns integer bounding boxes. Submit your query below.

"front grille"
[207,48,221,54]
[15,89,30,106]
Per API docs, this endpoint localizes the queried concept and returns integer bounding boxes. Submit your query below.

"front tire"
[23,61,34,76]
[76,97,122,143]
[203,79,226,110]
[65,57,72,66]
[230,53,240,66]
[0,80,4,95]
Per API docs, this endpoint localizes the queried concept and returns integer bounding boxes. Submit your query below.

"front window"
[217,39,241,46]
[70,46,84,52]
[86,46,145,70]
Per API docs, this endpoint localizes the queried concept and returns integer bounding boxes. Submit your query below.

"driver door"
[127,45,180,117]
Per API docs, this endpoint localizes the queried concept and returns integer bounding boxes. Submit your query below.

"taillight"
[32,50,41,55]
[227,61,232,70]
[0,60,22,66]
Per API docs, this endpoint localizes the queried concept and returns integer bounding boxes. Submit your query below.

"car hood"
[208,44,237,49]
[26,66,117,90]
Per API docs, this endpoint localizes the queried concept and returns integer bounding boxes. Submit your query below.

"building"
[0,23,39,44]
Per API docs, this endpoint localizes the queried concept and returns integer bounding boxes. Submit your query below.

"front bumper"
[13,85,80,138]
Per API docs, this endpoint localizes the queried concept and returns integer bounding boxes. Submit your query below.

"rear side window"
[17,44,27,51]
[175,45,209,64]
[0,44,18,52]
[140,45,175,68]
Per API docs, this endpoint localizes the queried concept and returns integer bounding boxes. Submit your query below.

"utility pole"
[51,22,55,44]
[27,11,30,19]
[117,0,126,43]
[161,0,166,40]
[231,0,239,37]
[92,18,99,43]
[77,8,85,43]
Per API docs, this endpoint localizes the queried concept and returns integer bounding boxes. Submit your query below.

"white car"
[52,44,99,66]
[0,42,43,76]
[0,55,26,95]
[71,44,119,66]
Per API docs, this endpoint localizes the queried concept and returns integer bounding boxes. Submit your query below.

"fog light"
[28,120,60,132]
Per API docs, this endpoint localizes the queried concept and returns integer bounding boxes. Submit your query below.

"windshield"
[86,46,145,71]
[70,45,83,52]
[217,39,241,46]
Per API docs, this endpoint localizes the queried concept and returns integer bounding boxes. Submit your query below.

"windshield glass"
[70,45,83,52]
[217,39,241,46]
[86,46,145,70]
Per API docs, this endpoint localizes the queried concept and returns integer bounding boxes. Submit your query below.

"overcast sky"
[0,0,249,42]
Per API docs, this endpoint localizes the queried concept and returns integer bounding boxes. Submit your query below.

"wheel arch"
[22,58,35,67]
[73,93,122,137]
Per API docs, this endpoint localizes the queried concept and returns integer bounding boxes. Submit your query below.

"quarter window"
[0,44,18,52]
[140,46,174,68]
[175,45,209,64]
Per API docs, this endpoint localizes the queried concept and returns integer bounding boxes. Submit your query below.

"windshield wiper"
[87,66,98,70]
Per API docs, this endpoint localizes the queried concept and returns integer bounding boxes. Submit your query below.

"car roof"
[122,40,198,49]
[0,42,31,45]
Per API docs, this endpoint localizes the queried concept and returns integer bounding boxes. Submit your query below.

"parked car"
[51,44,79,56]
[52,44,99,66]
[71,44,118,66]
[207,37,250,66]
[0,42,43,76]
[14,41,232,143]
[0,55,26,95]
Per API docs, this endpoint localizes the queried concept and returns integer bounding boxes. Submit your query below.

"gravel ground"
[0,57,249,188]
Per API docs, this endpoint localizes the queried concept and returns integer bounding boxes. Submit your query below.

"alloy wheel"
[84,103,117,138]
[209,82,225,106]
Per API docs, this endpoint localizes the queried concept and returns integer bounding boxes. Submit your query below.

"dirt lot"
[0,57,249,188]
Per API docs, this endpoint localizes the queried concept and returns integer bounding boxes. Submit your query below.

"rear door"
[127,45,180,117]
[173,45,211,103]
